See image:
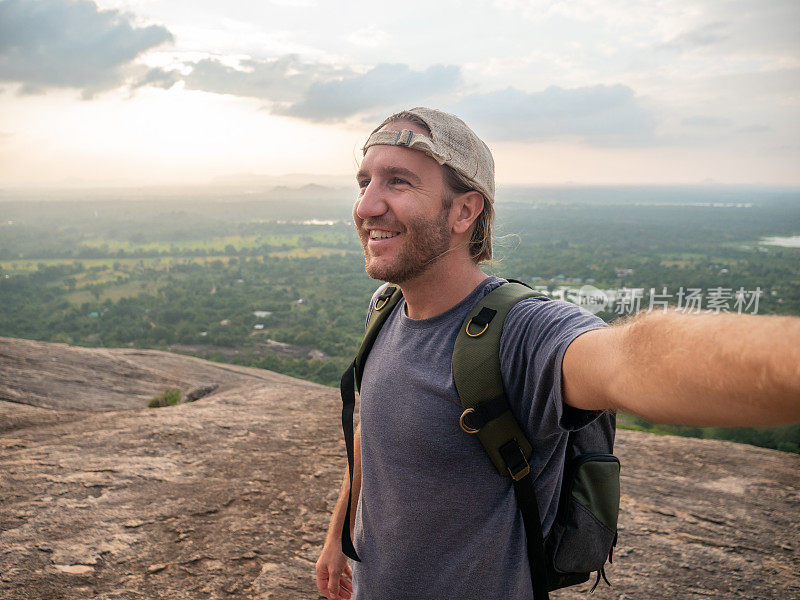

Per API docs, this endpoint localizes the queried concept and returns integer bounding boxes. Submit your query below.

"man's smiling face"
[353,122,454,284]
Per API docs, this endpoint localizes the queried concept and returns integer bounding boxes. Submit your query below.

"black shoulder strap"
[340,285,403,561]
[452,281,552,599]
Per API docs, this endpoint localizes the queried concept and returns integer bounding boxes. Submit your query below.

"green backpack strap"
[340,283,403,563]
[355,284,404,390]
[452,281,543,476]
[453,281,552,599]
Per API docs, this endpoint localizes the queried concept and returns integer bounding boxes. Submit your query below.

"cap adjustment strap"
[395,129,413,146]
[362,130,448,165]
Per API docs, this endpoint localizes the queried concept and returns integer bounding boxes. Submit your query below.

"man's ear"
[451,190,485,235]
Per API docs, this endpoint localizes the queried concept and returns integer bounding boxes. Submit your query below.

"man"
[315,107,800,600]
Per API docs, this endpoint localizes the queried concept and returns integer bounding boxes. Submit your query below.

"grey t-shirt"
[352,277,607,600]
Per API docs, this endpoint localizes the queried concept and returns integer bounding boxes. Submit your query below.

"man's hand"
[316,424,360,599]
[315,541,353,600]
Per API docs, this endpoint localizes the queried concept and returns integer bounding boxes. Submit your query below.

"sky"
[0,0,798,188]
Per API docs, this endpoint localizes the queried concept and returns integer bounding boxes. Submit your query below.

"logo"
[568,285,610,315]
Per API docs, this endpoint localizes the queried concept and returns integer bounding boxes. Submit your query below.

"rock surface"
[1,336,798,599]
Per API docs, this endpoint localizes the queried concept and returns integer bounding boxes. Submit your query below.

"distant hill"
[0,337,798,599]
[210,172,355,189]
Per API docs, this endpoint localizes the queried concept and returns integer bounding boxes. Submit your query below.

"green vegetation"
[1,186,798,451]
[618,414,800,454]
[148,388,183,408]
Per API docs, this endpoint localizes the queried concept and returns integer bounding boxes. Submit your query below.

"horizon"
[2,179,800,197]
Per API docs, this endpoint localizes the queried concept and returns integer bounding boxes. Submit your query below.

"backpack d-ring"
[459,408,480,433]
[465,306,497,337]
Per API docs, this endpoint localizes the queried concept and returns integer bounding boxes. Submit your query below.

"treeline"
[621,416,800,455]
[0,220,359,261]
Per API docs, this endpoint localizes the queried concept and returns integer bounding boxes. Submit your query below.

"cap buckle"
[394,129,414,147]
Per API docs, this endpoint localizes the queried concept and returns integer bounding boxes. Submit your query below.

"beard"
[357,208,452,284]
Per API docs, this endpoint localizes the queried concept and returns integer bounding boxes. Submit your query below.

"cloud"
[455,84,656,143]
[682,116,733,128]
[269,0,317,6]
[278,63,461,122]
[662,21,730,51]
[164,56,651,143]
[0,0,173,96]
[133,66,180,90]
[181,55,350,104]
[658,1,798,57]
[169,56,460,121]
[736,124,772,134]
[343,25,391,48]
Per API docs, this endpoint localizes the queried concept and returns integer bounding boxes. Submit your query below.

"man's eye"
[358,179,370,189]
[389,178,408,186]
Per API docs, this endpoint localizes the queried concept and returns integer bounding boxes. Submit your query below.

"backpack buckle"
[499,440,531,482]
[508,462,531,482]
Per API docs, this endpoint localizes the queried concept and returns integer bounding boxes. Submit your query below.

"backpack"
[339,281,620,600]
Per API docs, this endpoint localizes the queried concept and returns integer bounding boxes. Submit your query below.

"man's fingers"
[314,552,352,600]
[340,576,353,593]
[327,569,341,600]
[336,569,353,599]
[326,568,355,600]
[315,568,330,598]
[336,578,352,599]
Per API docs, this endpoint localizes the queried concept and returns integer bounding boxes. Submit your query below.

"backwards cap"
[362,107,495,204]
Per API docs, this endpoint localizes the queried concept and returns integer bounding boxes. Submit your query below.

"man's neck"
[397,258,488,320]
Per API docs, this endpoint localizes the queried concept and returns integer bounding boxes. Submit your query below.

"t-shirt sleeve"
[499,297,608,434]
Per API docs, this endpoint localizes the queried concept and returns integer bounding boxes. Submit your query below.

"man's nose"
[355,181,388,220]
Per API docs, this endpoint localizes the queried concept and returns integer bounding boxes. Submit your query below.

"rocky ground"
[0,336,798,599]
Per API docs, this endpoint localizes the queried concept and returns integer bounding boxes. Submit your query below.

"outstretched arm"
[316,424,360,600]
[563,311,800,426]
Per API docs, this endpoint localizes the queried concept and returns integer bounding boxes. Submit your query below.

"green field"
[65,280,162,304]
[81,234,269,253]
[269,247,354,258]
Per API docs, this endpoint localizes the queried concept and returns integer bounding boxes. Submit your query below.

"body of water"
[761,235,800,248]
